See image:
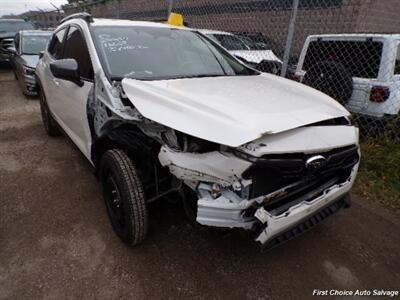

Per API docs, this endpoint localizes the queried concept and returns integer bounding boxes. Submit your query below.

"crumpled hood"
[229,50,282,64]
[122,73,350,147]
[20,54,39,69]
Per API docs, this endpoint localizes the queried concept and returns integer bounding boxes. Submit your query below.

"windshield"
[0,21,34,33]
[92,26,258,80]
[22,34,51,55]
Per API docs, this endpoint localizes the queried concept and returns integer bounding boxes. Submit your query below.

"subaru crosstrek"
[35,13,360,248]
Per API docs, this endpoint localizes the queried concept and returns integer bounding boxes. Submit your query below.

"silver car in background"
[10,30,52,96]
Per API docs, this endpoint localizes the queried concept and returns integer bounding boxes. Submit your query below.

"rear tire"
[100,149,148,245]
[39,88,61,137]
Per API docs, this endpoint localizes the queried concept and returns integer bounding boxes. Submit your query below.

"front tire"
[39,88,61,137]
[100,149,148,245]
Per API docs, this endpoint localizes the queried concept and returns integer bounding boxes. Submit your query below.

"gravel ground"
[0,66,399,299]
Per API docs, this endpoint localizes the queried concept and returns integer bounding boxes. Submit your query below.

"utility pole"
[36,7,48,28]
[50,2,60,12]
[280,0,299,77]
[50,2,61,26]
[167,0,174,18]
[116,0,121,19]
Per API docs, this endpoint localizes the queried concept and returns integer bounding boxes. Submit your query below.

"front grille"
[243,145,359,203]
[0,38,13,51]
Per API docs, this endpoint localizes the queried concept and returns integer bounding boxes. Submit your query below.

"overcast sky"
[0,0,68,17]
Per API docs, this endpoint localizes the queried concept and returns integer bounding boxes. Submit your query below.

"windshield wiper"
[122,73,230,81]
[168,74,228,79]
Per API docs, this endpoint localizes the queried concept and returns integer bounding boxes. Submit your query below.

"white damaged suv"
[36,14,360,247]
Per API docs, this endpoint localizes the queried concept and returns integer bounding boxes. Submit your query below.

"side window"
[395,45,400,75]
[48,28,67,59]
[63,26,94,80]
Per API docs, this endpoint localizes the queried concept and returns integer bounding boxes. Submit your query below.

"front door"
[43,27,68,120]
[53,25,94,159]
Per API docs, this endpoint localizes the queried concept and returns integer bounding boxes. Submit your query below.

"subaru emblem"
[305,155,327,171]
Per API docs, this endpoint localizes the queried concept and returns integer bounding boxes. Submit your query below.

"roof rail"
[60,12,93,25]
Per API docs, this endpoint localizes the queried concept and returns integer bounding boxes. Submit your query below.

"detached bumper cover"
[260,196,350,249]
[254,180,352,245]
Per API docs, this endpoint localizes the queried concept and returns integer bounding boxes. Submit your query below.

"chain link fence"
[62,0,400,139]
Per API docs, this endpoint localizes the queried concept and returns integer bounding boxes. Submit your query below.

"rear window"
[303,40,383,78]
[211,34,248,50]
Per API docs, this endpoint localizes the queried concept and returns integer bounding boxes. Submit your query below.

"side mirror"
[39,51,44,59]
[50,59,83,87]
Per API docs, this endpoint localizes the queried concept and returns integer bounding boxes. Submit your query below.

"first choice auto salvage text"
[312,289,399,297]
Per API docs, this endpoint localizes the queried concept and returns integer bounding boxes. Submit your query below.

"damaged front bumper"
[158,132,360,246]
[196,163,358,246]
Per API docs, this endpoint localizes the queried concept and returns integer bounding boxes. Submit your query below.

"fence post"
[167,0,174,18]
[280,0,299,77]
[116,0,120,19]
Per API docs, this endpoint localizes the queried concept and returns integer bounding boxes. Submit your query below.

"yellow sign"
[168,13,184,26]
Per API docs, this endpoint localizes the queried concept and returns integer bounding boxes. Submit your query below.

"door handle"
[53,79,60,86]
